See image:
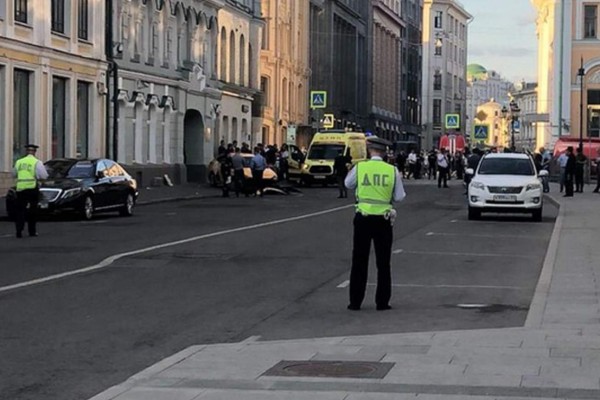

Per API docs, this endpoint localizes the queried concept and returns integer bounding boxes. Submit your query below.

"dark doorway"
[184,109,206,182]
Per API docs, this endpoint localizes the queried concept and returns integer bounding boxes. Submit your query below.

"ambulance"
[300,130,367,186]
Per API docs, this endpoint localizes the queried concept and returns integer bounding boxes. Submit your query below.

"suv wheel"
[468,206,481,221]
[532,208,542,222]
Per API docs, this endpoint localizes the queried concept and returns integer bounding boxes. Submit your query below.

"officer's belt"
[357,198,392,205]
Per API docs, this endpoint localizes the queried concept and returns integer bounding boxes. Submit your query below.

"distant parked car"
[5,158,138,221]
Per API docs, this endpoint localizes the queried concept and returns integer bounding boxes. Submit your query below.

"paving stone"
[381,353,454,365]
[381,371,522,387]
[540,365,599,377]
[550,347,600,358]
[521,374,600,390]
[464,363,540,376]
[111,387,206,400]
[429,346,550,358]
[311,349,386,362]
[196,389,348,400]
[450,354,578,368]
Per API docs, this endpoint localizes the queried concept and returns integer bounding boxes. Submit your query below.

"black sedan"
[6,158,138,220]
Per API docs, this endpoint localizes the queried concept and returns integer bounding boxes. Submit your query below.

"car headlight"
[526,183,542,191]
[302,164,310,170]
[62,188,83,199]
[471,181,485,190]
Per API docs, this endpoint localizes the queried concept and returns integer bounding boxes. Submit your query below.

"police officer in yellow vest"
[344,137,406,310]
[13,144,48,238]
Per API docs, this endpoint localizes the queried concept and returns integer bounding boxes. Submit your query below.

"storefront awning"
[553,138,600,158]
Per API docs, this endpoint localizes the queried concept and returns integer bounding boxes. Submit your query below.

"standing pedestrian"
[427,149,437,180]
[250,146,267,197]
[557,151,568,192]
[593,148,600,193]
[575,147,587,193]
[396,151,406,178]
[220,148,234,198]
[231,147,246,197]
[344,137,406,311]
[13,144,48,238]
[279,144,289,181]
[333,149,352,198]
[437,148,449,188]
[564,146,576,197]
[406,149,417,179]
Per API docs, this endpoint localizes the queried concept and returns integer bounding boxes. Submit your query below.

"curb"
[136,192,219,206]
[524,193,562,328]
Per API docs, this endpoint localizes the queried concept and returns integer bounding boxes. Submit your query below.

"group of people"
[553,145,600,197]
[396,148,466,185]
[216,140,299,198]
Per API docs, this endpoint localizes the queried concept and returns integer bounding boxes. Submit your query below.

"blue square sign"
[473,124,489,140]
[310,91,327,109]
[445,114,460,129]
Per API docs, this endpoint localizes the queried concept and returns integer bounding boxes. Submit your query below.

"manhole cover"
[263,360,395,379]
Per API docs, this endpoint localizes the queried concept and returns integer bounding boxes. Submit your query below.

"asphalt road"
[0,182,557,400]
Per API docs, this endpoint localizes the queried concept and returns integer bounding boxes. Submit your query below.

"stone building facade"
[309,0,371,131]
[0,0,107,193]
[422,0,471,150]
[259,0,310,147]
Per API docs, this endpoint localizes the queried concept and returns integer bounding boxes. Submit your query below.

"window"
[14,0,27,23]
[52,77,67,158]
[584,5,597,38]
[77,81,90,158]
[433,72,441,90]
[434,11,443,29]
[260,76,269,106]
[78,0,88,40]
[433,99,441,125]
[51,0,65,33]
[13,69,30,163]
[434,40,442,56]
[262,20,269,50]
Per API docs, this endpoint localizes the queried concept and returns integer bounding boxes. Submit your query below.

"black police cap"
[25,144,39,150]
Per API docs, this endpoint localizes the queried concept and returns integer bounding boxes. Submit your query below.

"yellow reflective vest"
[15,155,39,191]
[356,160,395,216]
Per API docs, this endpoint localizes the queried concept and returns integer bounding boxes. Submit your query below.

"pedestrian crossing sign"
[323,114,335,129]
[310,91,327,109]
[473,124,489,140]
[445,114,460,129]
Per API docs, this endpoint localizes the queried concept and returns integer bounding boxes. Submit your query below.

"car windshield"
[308,144,345,160]
[478,158,535,176]
[45,160,95,179]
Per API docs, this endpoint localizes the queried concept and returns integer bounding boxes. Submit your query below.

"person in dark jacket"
[564,146,576,197]
[575,147,587,193]
[333,149,352,198]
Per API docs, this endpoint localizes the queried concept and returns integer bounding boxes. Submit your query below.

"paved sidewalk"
[88,183,600,400]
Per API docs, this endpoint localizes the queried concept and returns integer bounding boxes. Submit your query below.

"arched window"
[248,43,255,88]
[289,81,294,115]
[239,35,246,86]
[220,27,227,80]
[229,30,236,83]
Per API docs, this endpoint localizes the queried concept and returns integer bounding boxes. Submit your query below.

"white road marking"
[0,234,13,238]
[394,250,534,258]
[0,204,354,294]
[367,283,530,290]
[450,219,458,223]
[392,249,404,254]
[424,232,540,239]
[81,220,108,225]
[337,280,350,288]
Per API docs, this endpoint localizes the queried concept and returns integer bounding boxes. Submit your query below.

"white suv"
[467,153,548,222]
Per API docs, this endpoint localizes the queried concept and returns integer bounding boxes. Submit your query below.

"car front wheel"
[532,208,542,222]
[119,193,135,217]
[468,206,481,221]
[81,196,94,220]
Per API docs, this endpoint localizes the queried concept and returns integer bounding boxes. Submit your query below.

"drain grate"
[263,360,395,379]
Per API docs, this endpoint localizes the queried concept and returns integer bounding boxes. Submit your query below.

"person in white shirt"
[436,148,449,188]
[557,152,568,193]
[406,150,417,179]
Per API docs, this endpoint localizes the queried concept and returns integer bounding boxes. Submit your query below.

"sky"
[460,0,538,83]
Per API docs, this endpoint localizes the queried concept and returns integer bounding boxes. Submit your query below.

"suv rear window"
[478,158,535,176]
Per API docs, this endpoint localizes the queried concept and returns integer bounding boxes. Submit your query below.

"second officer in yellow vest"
[13,144,48,238]
[344,137,406,311]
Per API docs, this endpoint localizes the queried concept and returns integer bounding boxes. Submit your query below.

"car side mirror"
[465,168,474,176]
[96,171,105,180]
[538,170,549,177]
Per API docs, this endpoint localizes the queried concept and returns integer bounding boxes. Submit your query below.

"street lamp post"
[578,58,586,151]
[509,100,521,151]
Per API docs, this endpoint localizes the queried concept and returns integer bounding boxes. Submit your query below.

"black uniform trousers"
[15,188,39,236]
[349,213,393,309]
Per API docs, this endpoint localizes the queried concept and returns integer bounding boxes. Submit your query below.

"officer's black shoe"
[376,305,392,311]
[29,233,38,237]
[347,304,361,311]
